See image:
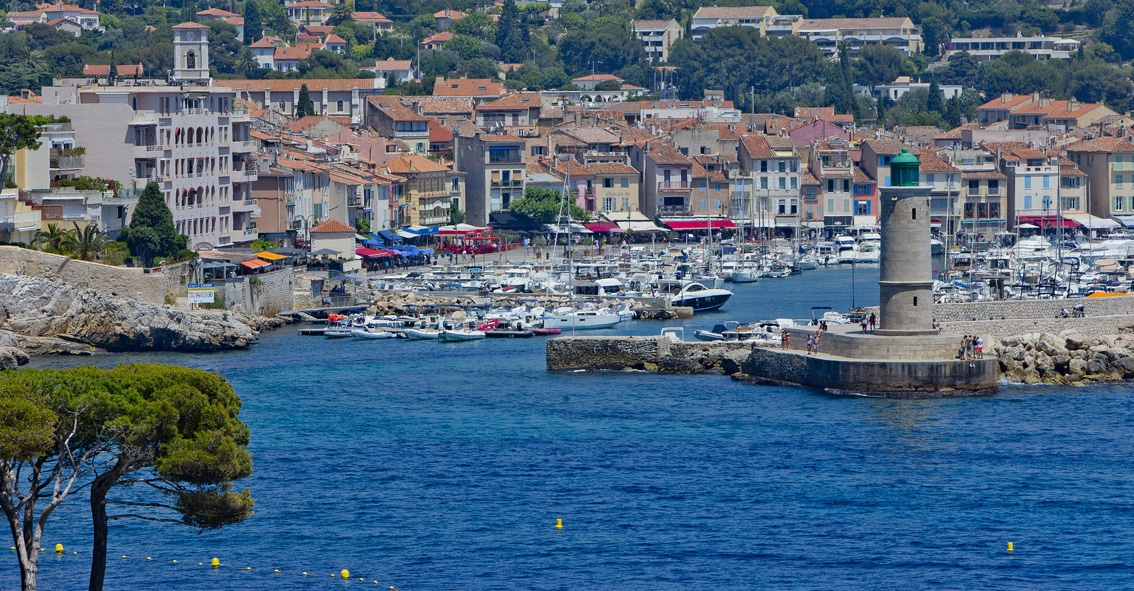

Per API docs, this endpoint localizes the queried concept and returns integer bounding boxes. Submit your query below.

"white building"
[690,6,779,41]
[631,19,683,63]
[945,35,1080,62]
[869,76,964,102]
[17,23,260,248]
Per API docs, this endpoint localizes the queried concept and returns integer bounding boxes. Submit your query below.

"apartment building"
[945,35,1080,62]
[631,143,695,219]
[366,97,430,154]
[737,134,801,227]
[938,147,1007,236]
[1066,136,1134,220]
[1008,98,1117,130]
[631,19,682,63]
[17,23,259,248]
[474,92,542,128]
[588,162,640,215]
[227,78,383,125]
[796,17,923,56]
[808,139,854,226]
[690,6,778,41]
[988,143,1061,226]
[382,154,462,228]
[455,132,526,226]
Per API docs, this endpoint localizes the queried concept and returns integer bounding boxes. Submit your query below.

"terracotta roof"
[853,166,875,183]
[289,115,340,133]
[368,97,428,121]
[352,11,392,22]
[41,3,97,14]
[172,22,210,29]
[323,34,347,45]
[287,0,331,7]
[420,31,454,45]
[693,6,775,19]
[47,16,78,26]
[196,7,238,17]
[222,78,378,92]
[382,154,451,174]
[482,134,524,142]
[301,25,334,35]
[961,170,1007,180]
[587,162,638,175]
[1067,136,1134,153]
[1013,99,1069,116]
[741,134,774,158]
[83,63,144,76]
[561,126,620,145]
[410,96,474,115]
[632,19,676,28]
[433,9,465,18]
[572,74,623,83]
[862,139,904,155]
[977,94,1033,111]
[432,78,504,98]
[275,45,315,61]
[799,17,912,30]
[250,38,277,48]
[795,106,835,119]
[801,171,820,185]
[646,144,691,166]
[915,149,961,173]
[1046,101,1110,120]
[476,92,541,110]
[428,118,453,143]
[368,57,413,71]
[310,219,354,233]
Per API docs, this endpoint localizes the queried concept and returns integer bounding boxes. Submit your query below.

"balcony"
[1112,162,1134,172]
[658,205,691,215]
[490,179,523,189]
[231,140,255,152]
[50,155,84,170]
[241,227,258,239]
[347,197,364,207]
[658,180,691,191]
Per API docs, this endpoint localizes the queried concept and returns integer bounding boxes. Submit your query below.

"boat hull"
[404,329,439,340]
[673,292,732,312]
[485,330,535,338]
[438,331,486,342]
[352,330,396,340]
[541,314,621,330]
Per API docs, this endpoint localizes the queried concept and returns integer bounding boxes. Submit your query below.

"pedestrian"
[813,329,821,352]
[868,312,876,332]
[820,320,828,332]
[976,336,984,359]
[806,334,814,355]
[781,330,788,349]
[958,335,967,360]
[860,316,868,333]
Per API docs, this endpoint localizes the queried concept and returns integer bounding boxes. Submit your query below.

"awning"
[543,223,592,234]
[405,225,440,235]
[584,222,624,233]
[256,251,287,260]
[1115,215,1134,229]
[396,229,419,239]
[356,247,385,257]
[240,259,270,269]
[1062,212,1121,230]
[617,221,666,232]
[377,230,403,243]
[663,220,737,230]
[1018,215,1077,228]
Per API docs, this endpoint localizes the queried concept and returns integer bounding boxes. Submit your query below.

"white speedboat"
[731,263,759,283]
[797,255,818,270]
[352,329,397,340]
[541,305,621,330]
[438,328,486,342]
[658,279,732,312]
[404,328,440,340]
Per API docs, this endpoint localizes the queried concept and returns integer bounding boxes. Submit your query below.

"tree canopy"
[126,181,184,265]
[510,187,589,223]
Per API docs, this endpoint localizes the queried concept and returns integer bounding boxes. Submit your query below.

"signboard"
[187,283,215,304]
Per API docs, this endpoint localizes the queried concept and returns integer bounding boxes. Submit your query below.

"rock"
[1068,359,1088,376]
[1087,357,1108,374]
[1053,353,1071,372]
[0,274,263,352]
[1113,356,1134,378]
[15,334,96,355]
[0,346,28,369]
[719,350,749,375]
[657,356,703,374]
[1034,354,1054,372]
[1065,333,1087,350]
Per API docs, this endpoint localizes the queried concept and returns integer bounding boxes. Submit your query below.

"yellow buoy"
[1007,542,1014,552]
[146,557,152,561]
[555,518,563,530]
[274,569,280,573]
[73,552,78,555]
[211,557,220,568]
[302,572,308,576]
[55,544,63,553]
[122,556,128,560]
[360,577,365,581]
[172,560,177,563]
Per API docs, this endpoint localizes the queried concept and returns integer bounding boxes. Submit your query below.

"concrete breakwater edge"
[546,327,1134,393]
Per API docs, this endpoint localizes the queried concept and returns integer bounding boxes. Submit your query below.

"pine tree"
[296,84,314,118]
[927,80,944,114]
[495,0,528,63]
[127,181,183,265]
[244,0,263,44]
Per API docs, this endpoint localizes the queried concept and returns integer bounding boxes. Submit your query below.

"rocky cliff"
[993,329,1134,385]
[0,273,281,353]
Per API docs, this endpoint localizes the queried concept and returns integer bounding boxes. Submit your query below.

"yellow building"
[381,154,463,227]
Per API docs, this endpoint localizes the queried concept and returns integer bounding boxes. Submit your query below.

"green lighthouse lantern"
[890,147,921,187]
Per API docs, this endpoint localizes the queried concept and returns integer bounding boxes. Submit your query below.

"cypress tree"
[296,84,314,118]
[927,80,944,114]
[244,0,263,44]
[127,181,183,264]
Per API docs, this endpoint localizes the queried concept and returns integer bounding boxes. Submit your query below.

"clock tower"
[171,22,211,85]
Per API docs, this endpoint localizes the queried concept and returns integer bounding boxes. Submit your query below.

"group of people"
[858,312,877,333]
[806,329,823,355]
[959,334,984,366]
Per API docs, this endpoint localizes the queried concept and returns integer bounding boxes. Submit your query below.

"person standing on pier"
[868,312,876,332]
[860,316,868,333]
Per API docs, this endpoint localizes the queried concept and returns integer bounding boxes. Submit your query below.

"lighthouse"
[876,147,937,336]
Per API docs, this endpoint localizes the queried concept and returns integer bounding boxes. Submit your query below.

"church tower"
[171,22,211,85]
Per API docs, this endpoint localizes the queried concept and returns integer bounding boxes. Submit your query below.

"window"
[699,180,707,191]
[621,197,629,210]
[1115,196,1124,211]
[761,177,768,190]
[714,199,721,211]
[926,173,935,184]
[1024,176,1032,189]
[714,183,721,192]
[699,199,706,210]
[760,160,768,172]
[700,146,709,154]
[1042,195,1052,209]
[778,199,786,214]
[1119,174,1126,189]
[791,177,797,189]
[488,146,521,163]
[603,178,613,189]
[777,161,786,173]
[827,198,834,213]
[1043,175,1050,189]
[884,176,891,186]
[968,180,980,195]
[988,180,999,194]
[603,197,615,210]
[827,179,835,192]
[336,100,344,112]
[842,179,850,192]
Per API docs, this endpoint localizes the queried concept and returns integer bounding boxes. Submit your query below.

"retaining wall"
[929,296,1134,322]
[0,246,163,304]
[546,335,754,371]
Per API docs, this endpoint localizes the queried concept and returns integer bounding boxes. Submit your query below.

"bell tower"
[171,22,211,85]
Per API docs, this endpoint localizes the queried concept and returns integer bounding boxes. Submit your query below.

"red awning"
[1019,215,1078,228]
[664,220,737,230]
[356,247,391,257]
[584,222,624,233]
[240,259,270,269]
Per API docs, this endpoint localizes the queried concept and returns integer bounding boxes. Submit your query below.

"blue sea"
[12,264,1134,590]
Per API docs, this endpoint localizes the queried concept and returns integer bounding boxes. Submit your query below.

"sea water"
[11,265,1134,590]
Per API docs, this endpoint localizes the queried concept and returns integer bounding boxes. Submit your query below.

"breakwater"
[546,336,758,373]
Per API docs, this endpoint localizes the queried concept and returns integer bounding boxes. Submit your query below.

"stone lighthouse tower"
[876,147,936,336]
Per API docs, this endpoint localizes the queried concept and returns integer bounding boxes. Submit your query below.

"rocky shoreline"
[991,330,1134,385]
[0,273,285,368]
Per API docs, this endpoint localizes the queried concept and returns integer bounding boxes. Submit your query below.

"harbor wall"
[0,245,164,304]
[546,335,755,373]
[739,348,998,397]
[784,326,958,360]
[927,297,1134,322]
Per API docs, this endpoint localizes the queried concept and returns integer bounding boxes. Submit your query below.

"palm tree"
[65,222,107,261]
[235,46,258,76]
[32,223,72,251]
[16,46,48,72]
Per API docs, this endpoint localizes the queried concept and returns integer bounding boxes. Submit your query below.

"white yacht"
[657,279,733,312]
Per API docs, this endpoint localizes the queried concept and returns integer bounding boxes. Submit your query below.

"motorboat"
[541,305,622,330]
[352,329,397,340]
[731,263,759,283]
[324,329,356,339]
[404,328,440,340]
[797,255,818,271]
[657,279,732,312]
[532,327,561,336]
[438,320,486,342]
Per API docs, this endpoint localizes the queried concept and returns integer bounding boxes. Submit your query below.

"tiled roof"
[961,170,1007,180]
[352,11,392,22]
[434,9,465,18]
[801,171,820,185]
[83,63,143,76]
[409,96,474,115]
[915,149,961,173]
[693,6,775,19]
[1066,136,1134,153]
[1013,99,1068,116]
[323,34,347,45]
[561,126,620,145]
[289,115,339,133]
[383,154,451,174]
[368,57,413,71]
[420,31,454,45]
[572,73,623,82]
[795,106,835,119]
[476,92,541,110]
[863,139,904,155]
[428,118,453,143]
[287,0,331,7]
[172,22,210,29]
[221,78,379,92]
[432,78,504,98]
[741,134,774,158]
[631,19,676,28]
[42,4,97,14]
[310,219,354,233]
[275,45,315,60]
[647,144,691,165]
[482,134,524,142]
[853,166,875,183]
[250,38,277,48]
[977,94,1033,111]
[799,17,912,30]
[587,162,638,175]
[196,7,238,17]
[368,97,428,121]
